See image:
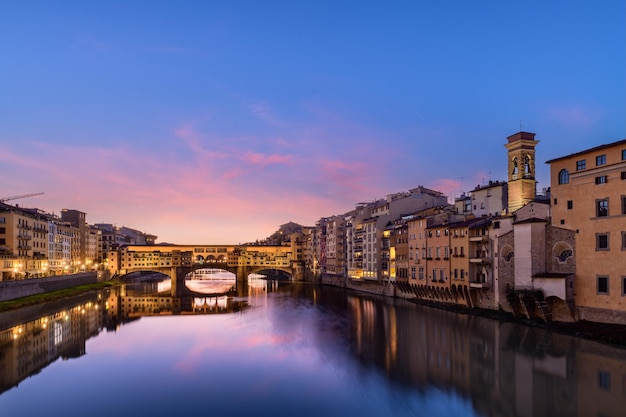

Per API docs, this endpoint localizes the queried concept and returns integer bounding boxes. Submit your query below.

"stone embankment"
[0,271,108,302]
[317,274,626,348]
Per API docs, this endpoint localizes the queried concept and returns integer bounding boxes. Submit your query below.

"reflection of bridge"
[113,244,306,296]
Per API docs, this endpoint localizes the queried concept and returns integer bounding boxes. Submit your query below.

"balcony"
[469,235,489,242]
[469,282,490,289]
[18,244,32,250]
[18,234,32,240]
[469,256,490,264]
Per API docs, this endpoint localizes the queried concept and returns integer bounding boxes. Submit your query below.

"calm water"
[1,279,625,417]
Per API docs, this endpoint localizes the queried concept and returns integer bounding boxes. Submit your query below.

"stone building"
[547,139,626,324]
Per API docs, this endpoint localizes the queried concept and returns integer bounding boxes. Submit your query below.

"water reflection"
[0,282,625,416]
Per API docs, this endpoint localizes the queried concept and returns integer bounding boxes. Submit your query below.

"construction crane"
[0,192,45,203]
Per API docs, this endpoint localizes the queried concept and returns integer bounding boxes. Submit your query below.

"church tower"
[505,131,538,213]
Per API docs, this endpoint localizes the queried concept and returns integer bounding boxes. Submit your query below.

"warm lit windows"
[595,175,608,185]
[576,159,586,170]
[597,276,609,295]
[558,169,569,184]
[596,154,607,166]
[596,199,609,217]
[596,233,610,251]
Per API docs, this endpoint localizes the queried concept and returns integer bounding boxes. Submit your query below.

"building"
[0,203,50,279]
[454,180,508,218]
[547,139,626,324]
[505,132,539,213]
[61,209,87,267]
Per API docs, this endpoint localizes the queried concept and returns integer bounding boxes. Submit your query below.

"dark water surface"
[1,280,625,417]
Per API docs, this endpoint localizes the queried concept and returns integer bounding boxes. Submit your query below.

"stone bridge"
[114,244,307,296]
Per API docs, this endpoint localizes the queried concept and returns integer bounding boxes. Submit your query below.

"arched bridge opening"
[246,267,293,281]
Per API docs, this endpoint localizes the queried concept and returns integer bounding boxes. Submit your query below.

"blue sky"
[1,1,624,243]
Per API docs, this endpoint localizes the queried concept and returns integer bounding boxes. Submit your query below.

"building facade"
[547,139,626,324]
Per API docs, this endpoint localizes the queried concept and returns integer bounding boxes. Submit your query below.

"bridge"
[109,244,308,296]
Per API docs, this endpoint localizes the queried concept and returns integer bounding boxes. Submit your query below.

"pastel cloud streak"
[1,107,402,243]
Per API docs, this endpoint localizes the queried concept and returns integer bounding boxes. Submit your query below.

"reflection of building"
[343,290,625,417]
[0,297,103,394]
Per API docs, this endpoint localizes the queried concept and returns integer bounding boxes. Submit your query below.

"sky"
[1,1,624,244]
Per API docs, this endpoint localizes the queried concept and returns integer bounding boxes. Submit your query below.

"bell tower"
[505,131,538,213]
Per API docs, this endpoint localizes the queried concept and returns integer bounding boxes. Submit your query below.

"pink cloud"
[249,101,289,127]
[242,151,293,167]
[547,105,601,129]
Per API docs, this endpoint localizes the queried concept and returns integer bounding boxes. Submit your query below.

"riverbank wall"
[317,274,626,348]
[0,272,105,302]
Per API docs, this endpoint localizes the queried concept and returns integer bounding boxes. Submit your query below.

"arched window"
[501,245,514,262]
[558,249,573,262]
[558,169,569,184]
[512,158,518,175]
[552,241,574,263]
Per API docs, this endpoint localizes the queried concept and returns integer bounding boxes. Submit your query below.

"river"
[0,279,625,417]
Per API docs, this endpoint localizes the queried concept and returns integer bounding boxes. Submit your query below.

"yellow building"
[547,139,626,324]
[0,203,49,279]
[505,131,539,213]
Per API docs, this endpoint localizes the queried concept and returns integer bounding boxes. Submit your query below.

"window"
[596,154,607,166]
[597,276,609,295]
[598,370,611,389]
[623,276,626,296]
[460,269,465,280]
[411,267,416,279]
[558,249,572,262]
[576,159,586,170]
[493,221,500,229]
[597,199,608,217]
[622,232,626,250]
[454,269,458,279]
[558,169,569,184]
[595,175,608,184]
[567,200,573,210]
[418,267,424,280]
[622,196,626,215]
[596,233,609,251]
[622,172,626,180]
[622,149,626,160]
